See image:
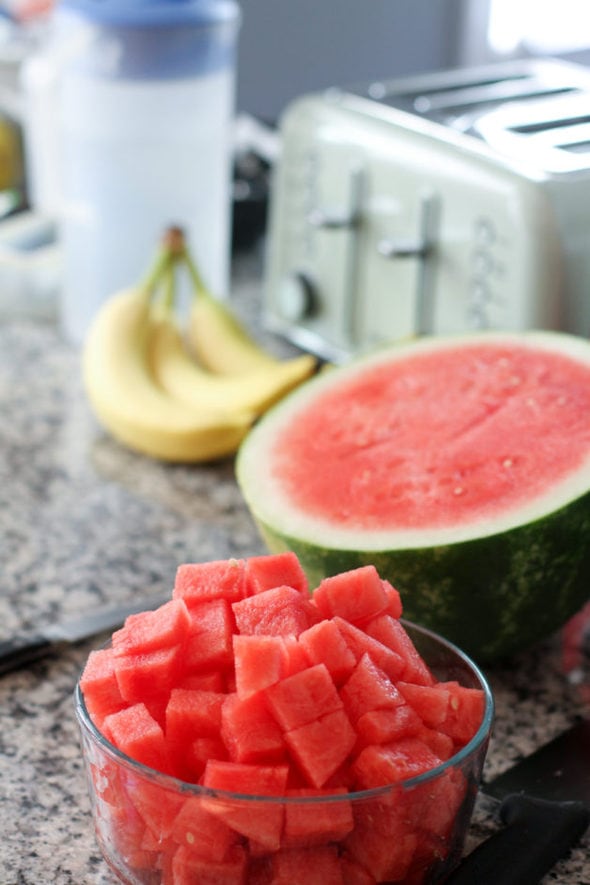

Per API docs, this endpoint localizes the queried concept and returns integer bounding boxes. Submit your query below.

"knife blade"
[447,719,590,884]
[0,591,170,676]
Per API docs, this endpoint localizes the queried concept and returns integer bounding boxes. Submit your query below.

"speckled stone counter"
[1,251,589,884]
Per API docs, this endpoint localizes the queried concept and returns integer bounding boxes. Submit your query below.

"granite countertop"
[1,251,589,884]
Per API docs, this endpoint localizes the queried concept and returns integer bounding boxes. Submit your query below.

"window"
[488,0,590,55]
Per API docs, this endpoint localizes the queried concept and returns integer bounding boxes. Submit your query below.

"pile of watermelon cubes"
[79,553,486,884]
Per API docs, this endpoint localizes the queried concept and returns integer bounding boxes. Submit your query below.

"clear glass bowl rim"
[74,618,494,805]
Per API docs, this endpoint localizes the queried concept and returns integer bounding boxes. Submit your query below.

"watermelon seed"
[453,487,464,496]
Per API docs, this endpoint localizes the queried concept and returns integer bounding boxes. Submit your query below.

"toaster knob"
[277,272,317,321]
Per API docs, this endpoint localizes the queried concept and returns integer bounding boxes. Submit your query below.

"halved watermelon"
[236,331,590,660]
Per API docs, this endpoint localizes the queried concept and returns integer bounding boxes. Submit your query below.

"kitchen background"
[0,0,588,331]
[1,2,590,884]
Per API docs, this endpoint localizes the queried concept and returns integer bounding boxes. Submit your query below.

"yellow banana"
[82,286,254,462]
[187,289,283,375]
[179,237,311,377]
[149,304,317,416]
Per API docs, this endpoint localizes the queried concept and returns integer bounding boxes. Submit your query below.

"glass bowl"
[74,621,494,885]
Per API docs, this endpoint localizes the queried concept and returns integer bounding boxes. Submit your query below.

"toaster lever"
[307,165,364,231]
[377,236,430,259]
[308,207,359,230]
[377,191,438,335]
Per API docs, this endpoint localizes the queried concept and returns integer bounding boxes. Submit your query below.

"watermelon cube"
[102,703,172,775]
[405,769,468,838]
[334,618,406,683]
[233,633,284,697]
[202,760,288,850]
[165,688,225,777]
[176,670,225,692]
[404,830,453,885]
[285,708,357,788]
[221,692,286,764]
[269,845,343,885]
[339,652,405,722]
[232,585,314,637]
[280,635,311,676]
[313,565,389,624]
[397,681,451,728]
[95,798,154,873]
[184,735,228,780]
[88,756,124,807]
[113,645,183,709]
[173,558,246,606]
[355,704,422,747]
[126,779,184,846]
[111,599,191,657]
[381,579,403,619]
[340,852,378,884]
[79,648,126,728]
[415,725,455,761]
[183,598,234,672]
[437,680,487,744]
[352,738,443,790]
[365,615,434,686]
[169,795,238,861]
[169,843,248,885]
[245,551,309,597]
[264,663,342,731]
[283,787,354,846]
[344,800,418,882]
[298,619,357,684]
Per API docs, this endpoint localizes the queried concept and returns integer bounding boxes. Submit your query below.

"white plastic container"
[22,0,240,344]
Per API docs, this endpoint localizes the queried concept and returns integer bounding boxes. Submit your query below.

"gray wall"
[235,0,469,121]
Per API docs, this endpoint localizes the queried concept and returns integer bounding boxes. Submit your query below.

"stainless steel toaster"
[263,59,590,361]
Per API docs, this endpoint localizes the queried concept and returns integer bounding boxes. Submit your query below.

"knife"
[447,719,590,884]
[0,591,169,676]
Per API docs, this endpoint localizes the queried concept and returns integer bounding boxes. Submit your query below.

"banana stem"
[182,247,211,300]
[161,253,177,314]
[165,227,214,304]
[141,245,173,298]
[149,225,215,310]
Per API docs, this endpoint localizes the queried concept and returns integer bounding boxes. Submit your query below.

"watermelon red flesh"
[245,551,309,597]
[283,788,354,846]
[169,843,248,885]
[111,599,191,657]
[269,341,590,531]
[313,565,389,624]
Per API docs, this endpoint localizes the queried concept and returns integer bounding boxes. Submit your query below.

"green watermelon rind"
[249,493,590,662]
[236,331,590,662]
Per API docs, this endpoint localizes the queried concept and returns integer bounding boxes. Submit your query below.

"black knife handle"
[0,634,57,676]
[446,793,590,885]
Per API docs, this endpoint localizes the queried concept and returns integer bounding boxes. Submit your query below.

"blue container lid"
[58,0,239,27]
[56,0,240,77]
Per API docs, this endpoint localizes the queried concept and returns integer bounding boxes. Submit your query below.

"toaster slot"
[357,60,590,136]
[405,83,577,117]
[475,92,590,171]
[509,113,590,134]
[561,140,590,154]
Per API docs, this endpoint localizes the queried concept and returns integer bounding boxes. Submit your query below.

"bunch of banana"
[82,227,317,462]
